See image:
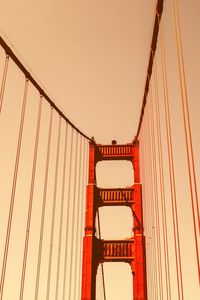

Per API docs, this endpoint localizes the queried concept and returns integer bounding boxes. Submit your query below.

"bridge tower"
[81,141,147,300]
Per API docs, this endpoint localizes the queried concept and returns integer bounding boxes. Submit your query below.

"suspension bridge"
[0,0,199,299]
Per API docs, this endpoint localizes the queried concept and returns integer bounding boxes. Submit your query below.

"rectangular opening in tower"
[96,263,133,300]
[96,161,134,188]
[96,206,133,240]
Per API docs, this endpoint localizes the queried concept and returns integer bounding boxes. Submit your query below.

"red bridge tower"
[81,141,147,299]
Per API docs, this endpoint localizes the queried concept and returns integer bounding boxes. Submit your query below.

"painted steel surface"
[81,142,147,300]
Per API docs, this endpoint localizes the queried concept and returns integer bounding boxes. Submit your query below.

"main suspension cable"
[0,54,9,113]
[136,0,164,139]
[0,34,92,141]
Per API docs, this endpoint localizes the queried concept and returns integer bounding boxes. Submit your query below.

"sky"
[0,0,200,299]
[0,0,155,144]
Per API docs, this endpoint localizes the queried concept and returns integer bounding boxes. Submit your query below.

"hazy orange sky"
[0,1,200,299]
[0,0,155,144]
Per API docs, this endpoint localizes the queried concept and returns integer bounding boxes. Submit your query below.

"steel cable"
[68,132,79,299]
[97,210,107,300]
[0,35,92,141]
[148,95,164,300]
[0,54,9,113]
[149,90,159,300]
[0,78,29,300]
[46,116,62,300]
[19,95,43,300]
[62,128,74,300]
[160,25,184,299]
[153,60,172,300]
[34,107,53,300]
[172,0,200,283]
[147,106,156,300]
[77,140,89,299]
[55,122,68,300]
[73,136,84,300]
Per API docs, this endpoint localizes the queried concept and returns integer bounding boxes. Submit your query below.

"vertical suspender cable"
[46,116,62,300]
[154,61,172,300]
[0,54,9,113]
[19,95,43,300]
[0,78,29,300]
[146,104,156,300]
[172,0,200,282]
[144,120,155,300]
[160,24,184,300]
[140,116,148,293]
[97,211,107,300]
[147,93,163,299]
[77,140,89,299]
[34,107,53,300]
[149,78,157,300]
[152,227,158,300]
[140,109,152,298]
[142,112,149,243]
[68,132,79,299]
[149,91,164,300]
[148,90,159,300]
[139,121,146,232]
[173,0,200,232]
[62,128,74,300]
[73,136,84,300]
[146,91,156,299]
[55,122,68,300]
[143,110,149,235]
[145,103,155,300]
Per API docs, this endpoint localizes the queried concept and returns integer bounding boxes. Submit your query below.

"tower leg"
[81,143,96,300]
